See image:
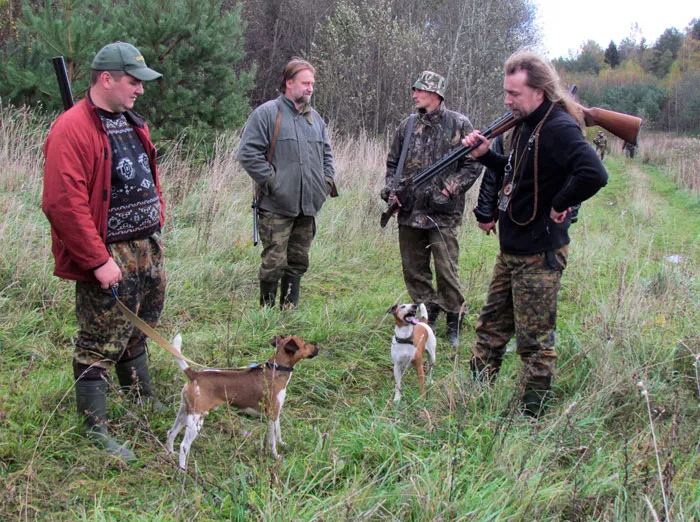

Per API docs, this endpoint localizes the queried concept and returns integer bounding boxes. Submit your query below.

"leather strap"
[112,294,202,367]
[254,103,284,201]
[392,114,416,190]
[267,103,283,164]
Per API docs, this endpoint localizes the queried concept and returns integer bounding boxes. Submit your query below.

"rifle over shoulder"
[580,106,642,145]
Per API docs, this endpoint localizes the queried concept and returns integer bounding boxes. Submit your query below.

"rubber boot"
[260,280,278,307]
[469,356,500,385]
[75,379,135,460]
[279,275,301,309]
[424,302,441,328]
[445,312,462,348]
[521,376,553,419]
[115,352,165,412]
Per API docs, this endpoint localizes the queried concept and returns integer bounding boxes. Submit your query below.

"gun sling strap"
[251,102,284,201]
[392,114,416,190]
[267,102,283,164]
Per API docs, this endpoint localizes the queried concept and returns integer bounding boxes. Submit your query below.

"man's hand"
[462,130,490,158]
[94,258,122,290]
[478,221,497,235]
[380,185,392,202]
[441,180,459,197]
[550,207,570,224]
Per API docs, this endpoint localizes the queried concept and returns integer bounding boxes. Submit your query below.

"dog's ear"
[387,305,398,315]
[283,337,301,354]
[270,335,284,346]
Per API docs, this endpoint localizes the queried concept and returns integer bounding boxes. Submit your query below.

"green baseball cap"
[91,41,162,81]
[412,70,446,99]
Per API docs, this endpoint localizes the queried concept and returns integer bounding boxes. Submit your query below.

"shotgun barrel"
[379,90,643,228]
[379,111,518,228]
[52,56,74,111]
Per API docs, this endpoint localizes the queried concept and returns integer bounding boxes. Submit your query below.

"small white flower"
[564,402,577,416]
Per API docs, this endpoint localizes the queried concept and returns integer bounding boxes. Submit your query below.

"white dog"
[387,303,437,402]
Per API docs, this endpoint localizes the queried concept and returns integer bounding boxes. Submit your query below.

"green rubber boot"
[279,275,301,309]
[260,280,278,307]
[115,352,166,412]
[75,379,135,460]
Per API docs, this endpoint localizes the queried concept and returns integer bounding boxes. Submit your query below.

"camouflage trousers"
[73,233,166,376]
[470,246,568,387]
[258,209,316,283]
[398,225,464,313]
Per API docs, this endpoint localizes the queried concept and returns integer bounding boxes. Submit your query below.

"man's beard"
[295,94,311,105]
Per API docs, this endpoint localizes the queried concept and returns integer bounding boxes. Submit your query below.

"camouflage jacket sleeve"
[442,114,482,197]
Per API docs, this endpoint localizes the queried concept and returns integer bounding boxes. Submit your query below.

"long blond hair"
[504,51,583,126]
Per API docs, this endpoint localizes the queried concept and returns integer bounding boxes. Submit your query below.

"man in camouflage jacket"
[381,71,482,347]
[593,131,607,160]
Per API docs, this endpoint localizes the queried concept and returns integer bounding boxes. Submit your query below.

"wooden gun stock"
[581,106,642,145]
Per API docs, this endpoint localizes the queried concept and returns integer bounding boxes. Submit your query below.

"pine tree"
[114,0,254,144]
[0,0,254,146]
[0,0,118,109]
[604,41,620,69]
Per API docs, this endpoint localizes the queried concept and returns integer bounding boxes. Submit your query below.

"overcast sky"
[534,0,697,59]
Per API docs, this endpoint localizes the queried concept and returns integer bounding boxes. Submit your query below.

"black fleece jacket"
[475,99,608,255]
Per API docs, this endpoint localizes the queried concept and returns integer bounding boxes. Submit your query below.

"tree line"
[553,19,700,133]
[0,0,535,147]
[1,0,696,147]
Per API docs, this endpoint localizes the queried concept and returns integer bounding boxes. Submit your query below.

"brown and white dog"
[166,334,319,469]
[388,303,437,402]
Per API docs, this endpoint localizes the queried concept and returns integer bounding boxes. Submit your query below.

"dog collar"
[394,333,414,344]
[266,361,294,373]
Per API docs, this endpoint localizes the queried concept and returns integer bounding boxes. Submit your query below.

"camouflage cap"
[412,70,446,99]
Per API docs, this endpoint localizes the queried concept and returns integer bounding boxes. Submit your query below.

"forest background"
[0,0,699,146]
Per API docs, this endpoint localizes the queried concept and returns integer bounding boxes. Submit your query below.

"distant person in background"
[623,141,637,159]
[463,51,608,418]
[381,71,482,348]
[237,58,337,309]
[42,42,165,460]
[593,131,607,160]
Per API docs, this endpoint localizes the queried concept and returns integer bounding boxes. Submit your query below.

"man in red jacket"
[43,42,164,460]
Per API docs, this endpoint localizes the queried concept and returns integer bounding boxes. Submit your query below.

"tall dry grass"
[1,104,698,520]
[612,131,700,196]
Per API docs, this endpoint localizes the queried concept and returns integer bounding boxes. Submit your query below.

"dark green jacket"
[237,95,335,217]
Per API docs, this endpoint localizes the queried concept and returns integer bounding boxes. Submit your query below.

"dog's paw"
[278,440,287,447]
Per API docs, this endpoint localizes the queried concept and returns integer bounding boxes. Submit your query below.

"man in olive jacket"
[238,58,337,308]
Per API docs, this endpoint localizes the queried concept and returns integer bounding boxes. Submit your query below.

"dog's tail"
[171,334,189,371]
[418,303,428,321]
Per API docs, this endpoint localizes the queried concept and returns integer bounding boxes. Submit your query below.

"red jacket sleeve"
[42,115,111,272]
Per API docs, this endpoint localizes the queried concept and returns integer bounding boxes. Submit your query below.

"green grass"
[1,109,698,520]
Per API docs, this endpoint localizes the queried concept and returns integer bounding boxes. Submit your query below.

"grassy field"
[1,105,698,521]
